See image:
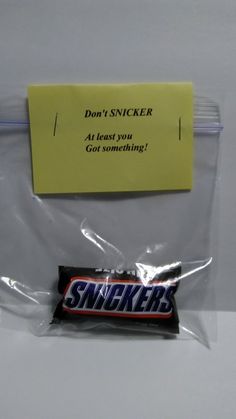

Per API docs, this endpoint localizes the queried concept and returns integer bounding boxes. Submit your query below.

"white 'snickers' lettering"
[63,278,177,318]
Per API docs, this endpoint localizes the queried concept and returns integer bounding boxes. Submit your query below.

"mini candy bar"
[53,264,181,334]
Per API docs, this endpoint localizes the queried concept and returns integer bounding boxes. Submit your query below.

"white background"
[0,1,236,418]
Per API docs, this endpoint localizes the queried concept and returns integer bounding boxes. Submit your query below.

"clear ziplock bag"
[0,84,222,345]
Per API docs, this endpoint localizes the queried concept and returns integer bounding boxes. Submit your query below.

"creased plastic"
[0,85,222,345]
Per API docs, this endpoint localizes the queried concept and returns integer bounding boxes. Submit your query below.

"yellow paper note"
[28,82,193,194]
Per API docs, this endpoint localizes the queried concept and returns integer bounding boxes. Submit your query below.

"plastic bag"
[0,84,222,344]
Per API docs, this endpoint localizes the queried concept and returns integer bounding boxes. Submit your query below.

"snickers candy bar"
[53,263,181,334]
